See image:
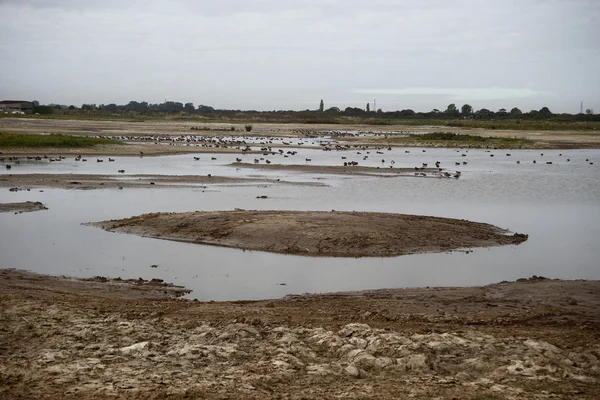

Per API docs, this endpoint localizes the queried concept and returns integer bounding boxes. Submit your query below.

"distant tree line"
[29,99,599,122]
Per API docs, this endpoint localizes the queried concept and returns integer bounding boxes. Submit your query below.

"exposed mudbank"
[0,201,47,213]
[88,210,528,257]
[1,269,598,399]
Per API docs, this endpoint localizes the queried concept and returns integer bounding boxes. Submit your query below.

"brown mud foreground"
[0,269,598,399]
[0,201,47,213]
[89,210,528,257]
[0,174,325,190]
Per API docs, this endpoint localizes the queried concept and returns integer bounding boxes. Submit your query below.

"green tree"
[585,108,594,115]
[510,107,522,116]
[33,105,53,114]
[184,102,195,112]
[444,103,459,117]
[460,104,473,115]
[319,99,324,112]
[366,103,370,112]
[538,107,552,117]
[325,107,340,113]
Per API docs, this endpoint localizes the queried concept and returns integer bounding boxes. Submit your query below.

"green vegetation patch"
[408,132,531,144]
[0,132,122,148]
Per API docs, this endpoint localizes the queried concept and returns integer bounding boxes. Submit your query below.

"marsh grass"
[380,132,534,148]
[0,132,122,148]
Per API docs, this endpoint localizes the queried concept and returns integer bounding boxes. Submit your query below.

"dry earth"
[0,173,325,191]
[89,210,528,257]
[0,269,598,399]
[0,201,47,213]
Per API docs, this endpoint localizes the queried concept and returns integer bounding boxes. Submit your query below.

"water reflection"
[1,149,599,300]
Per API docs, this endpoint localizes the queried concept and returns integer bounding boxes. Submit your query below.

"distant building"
[0,100,34,114]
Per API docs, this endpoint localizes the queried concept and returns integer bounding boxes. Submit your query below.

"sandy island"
[0,201,48,213]
[88,210,528,257]
[0,269,598,399]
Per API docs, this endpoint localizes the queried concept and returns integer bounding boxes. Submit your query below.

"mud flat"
[2,117,600,148]
[231,162,444,176]
[0,269,598,399]
[89,210,528,257]
[0,174,324,190]
[0,201,47,213]
[0,143,263,157]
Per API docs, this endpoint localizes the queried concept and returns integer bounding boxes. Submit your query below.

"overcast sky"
[0,0,598,112]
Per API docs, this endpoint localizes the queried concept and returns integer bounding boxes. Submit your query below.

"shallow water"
[1,148,599,300]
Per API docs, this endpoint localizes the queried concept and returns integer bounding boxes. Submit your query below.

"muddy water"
[1,148,599,300]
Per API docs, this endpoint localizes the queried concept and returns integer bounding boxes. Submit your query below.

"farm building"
[0,100,34,114]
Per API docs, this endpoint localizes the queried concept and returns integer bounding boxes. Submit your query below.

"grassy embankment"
[0,132,122,148]
[384,132,535,148]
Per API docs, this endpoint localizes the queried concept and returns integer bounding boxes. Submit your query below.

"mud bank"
[0,269,598,399]
[89,210,528,257]
[231,162,444,176]
[0,201,47,213]
[0,143,256,157]
[0,174,325,190]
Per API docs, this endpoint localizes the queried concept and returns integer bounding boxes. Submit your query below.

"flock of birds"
[0,135,597,178]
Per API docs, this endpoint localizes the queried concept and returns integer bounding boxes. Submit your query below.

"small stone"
[345,364,360,378]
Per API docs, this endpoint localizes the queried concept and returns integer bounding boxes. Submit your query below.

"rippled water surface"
[1,148,599,300]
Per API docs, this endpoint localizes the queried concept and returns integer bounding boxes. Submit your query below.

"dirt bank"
[0,174,325,190]
[231,162,445,176]
[0,143,257,157]
[0,201,47,213]
[89,210,528,257]
[0,269,598,399]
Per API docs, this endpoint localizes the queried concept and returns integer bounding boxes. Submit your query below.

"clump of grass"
[0,132,122,148]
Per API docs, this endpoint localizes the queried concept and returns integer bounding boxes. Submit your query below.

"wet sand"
[0,201,47,213]
[0,143,260,157]
[1,269,598,399]
[0,173,325,190]
[89,210,528,257]
[231,162,444,176]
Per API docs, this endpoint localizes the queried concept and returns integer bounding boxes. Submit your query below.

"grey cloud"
[0,0,598,112]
